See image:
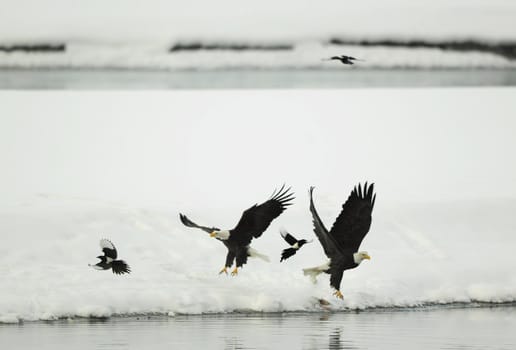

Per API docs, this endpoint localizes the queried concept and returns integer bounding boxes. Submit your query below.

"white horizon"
[1,0,516,43]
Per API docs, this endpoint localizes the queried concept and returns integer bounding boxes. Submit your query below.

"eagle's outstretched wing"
[329,182,376,253]
[231,185,294,245]
[309,187,344,259]
[100,239,117,260]
[179,213,220,234]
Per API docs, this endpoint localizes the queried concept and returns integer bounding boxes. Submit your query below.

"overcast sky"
[1,0,516,42]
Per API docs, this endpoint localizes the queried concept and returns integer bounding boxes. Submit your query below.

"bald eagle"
[179,185,294,275]
[303,183,375,299]
[89,239,131,275]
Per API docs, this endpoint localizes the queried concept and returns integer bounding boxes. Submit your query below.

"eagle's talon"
[231,267,238,276]
[333,290,343,299]
[219,267,228,275]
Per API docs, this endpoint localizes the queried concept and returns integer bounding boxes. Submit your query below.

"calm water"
[1,69,516,89]
[1,306,515,350]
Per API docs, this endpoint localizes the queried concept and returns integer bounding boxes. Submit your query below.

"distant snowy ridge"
[1,39,515,69]
[328,38,516,59]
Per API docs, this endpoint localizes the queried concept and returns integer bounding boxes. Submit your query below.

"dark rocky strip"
[329,38,516,59]
[0,43,66,53]
[170,42,293,52]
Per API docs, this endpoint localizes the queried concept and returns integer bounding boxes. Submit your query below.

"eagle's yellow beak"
[210,231,217,238]
[363,254,371,260]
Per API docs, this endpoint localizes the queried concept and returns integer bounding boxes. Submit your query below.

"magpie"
[280,229,312,262]
[89,239,131,275]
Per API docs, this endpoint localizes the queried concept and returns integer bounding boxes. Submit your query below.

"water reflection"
[223,336,246,350]
[2,69,516,89]
[0,306,514,350]
[329,328,358,350]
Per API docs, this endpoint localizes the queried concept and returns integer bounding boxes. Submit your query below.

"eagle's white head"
[210,230,230,240]
[353,251,371,264]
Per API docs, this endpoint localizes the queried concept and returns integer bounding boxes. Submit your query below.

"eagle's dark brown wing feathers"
[329,182,375,253]
[231,185,294,245]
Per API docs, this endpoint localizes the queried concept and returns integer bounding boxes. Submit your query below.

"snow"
[1,89,516,323]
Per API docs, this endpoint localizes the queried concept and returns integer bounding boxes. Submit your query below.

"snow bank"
[0,197,515,323]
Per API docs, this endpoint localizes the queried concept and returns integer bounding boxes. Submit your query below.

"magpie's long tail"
[280,248,297,262]
[111,260,131,275]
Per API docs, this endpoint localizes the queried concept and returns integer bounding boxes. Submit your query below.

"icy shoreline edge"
[2,300,515,324]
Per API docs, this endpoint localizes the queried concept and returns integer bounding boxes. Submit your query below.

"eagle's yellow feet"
[333,290,344,299]
[231,267,238,276]
[219,267,228,275]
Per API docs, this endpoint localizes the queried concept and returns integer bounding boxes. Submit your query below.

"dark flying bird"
[180,185,294,276]
[89,239,131,275]
[279,229,312,262]
[303,183,375,299]
[323,55,363,65]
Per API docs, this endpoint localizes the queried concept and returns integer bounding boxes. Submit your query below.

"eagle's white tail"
[303,260,331,284]
[247,247,270,262]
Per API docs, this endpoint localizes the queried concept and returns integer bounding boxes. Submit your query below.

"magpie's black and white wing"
[280,229,298,246]
[179,213,220,234]
[100,239,117,260]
